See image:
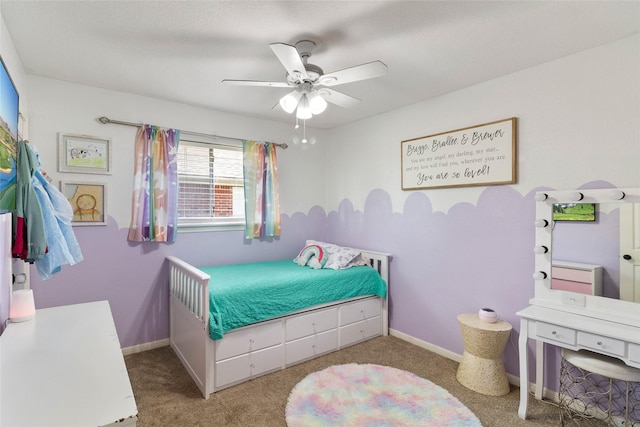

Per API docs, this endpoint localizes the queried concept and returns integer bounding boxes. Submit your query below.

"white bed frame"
[167,250,390,399]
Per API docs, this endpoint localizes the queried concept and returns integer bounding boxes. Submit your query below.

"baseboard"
[121,338,170,356]
[389,328,521,388]
[390,328,462,362]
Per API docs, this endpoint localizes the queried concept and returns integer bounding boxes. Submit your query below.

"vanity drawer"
[629,343,640,364]
[535,322,576,346]
[577,332,625,357]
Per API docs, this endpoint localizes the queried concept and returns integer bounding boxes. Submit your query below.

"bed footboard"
[167,256,212,398]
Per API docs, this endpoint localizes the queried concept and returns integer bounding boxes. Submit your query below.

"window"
[177,140,245,229]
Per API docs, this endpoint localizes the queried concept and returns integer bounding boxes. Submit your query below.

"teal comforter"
[200,260,387,340]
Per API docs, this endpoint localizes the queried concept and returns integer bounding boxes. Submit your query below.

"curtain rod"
[97,116,288,149]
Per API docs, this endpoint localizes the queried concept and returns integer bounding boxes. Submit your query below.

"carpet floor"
[124,335,594,426]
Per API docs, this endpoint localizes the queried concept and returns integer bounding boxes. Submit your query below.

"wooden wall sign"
[401,117,517,190]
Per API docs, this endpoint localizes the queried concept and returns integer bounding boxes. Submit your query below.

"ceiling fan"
[222,40,388,120]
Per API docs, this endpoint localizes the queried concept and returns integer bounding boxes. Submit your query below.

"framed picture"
[401,117,517,190]
[61,181,107,226]
[0,55,20,212]
[58,133,112,174]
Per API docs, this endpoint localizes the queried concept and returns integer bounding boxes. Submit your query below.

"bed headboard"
[359,249,390,286]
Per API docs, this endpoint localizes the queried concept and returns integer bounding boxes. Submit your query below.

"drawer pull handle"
[597,341,603,346]
[552,331,557,335]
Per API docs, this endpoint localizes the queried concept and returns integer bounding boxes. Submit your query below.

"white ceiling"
[2,1,639,129]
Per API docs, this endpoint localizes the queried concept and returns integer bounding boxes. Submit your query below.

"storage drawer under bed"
[340,316,382,347]
[339,297,381,326]
[285,329,338,365]
[215,319,283,361]
[285,307,338,341]
[215,344,283,388]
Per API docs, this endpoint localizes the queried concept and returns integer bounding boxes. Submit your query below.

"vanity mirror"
[532,187,640,327]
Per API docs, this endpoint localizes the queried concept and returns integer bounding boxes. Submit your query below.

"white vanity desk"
[516,305,640,418]
[517,187,640,419]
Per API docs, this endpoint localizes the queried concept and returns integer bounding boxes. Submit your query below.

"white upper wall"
[25,77,329,226]
[324,34,640,214]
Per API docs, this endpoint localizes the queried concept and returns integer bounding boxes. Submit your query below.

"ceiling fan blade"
[222,79,293,88]
[318,88,361,109]
[269,42,309,82]
[319,61,388,87]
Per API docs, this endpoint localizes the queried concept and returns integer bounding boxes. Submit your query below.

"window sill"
[178,222,245,233]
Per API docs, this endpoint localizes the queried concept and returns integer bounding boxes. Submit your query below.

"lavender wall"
[325,185,536,376]
[29,207,327,348]
[26,179,626,389]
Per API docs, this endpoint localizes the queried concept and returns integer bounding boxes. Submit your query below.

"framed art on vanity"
[58,133,112,174]
[61,181,107,226]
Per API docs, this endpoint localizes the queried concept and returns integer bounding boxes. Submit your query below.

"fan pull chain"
[302,119,308,144]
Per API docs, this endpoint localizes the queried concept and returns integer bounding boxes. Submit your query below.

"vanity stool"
[559,348,640,426]
[456,313,512,396]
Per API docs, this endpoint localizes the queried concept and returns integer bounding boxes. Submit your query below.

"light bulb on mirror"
[534,219,549,228]
[534,246,549,254]
[532,271,548,280]
[534,193,548,202]
[609,190,625,200]
[569,192,584,201]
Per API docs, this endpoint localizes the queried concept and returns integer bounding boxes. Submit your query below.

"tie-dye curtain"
[128,125,180,242]
[243,140,280,239]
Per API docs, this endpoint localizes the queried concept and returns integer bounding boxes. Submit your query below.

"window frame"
[176,137,245,233]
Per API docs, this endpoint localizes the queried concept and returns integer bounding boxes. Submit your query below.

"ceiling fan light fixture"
[280,91,302,114]
[308,92,327,115]
[296,94,312,119]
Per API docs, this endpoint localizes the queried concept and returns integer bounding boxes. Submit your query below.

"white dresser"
[0,301,138,426]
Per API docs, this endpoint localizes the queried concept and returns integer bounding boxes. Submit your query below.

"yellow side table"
[456,313,513,396]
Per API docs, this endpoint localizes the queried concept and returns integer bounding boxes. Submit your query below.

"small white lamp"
[9,289,36,322]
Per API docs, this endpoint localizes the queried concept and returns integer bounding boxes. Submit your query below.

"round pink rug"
[286,363,483,426]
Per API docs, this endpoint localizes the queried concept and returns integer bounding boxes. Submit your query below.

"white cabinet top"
[0,301,138,427]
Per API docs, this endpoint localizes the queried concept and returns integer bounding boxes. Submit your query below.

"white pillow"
[305,240,361,270]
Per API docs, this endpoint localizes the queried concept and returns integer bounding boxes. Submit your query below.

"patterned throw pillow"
[304,240,362,270]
